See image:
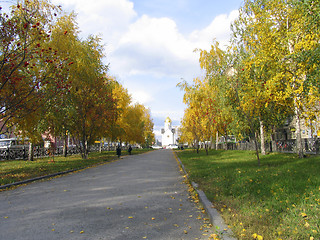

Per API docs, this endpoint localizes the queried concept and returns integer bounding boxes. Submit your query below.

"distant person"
[116,145,121,158]
[128,145,132,155]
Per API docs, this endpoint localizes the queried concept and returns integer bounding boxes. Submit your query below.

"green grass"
[0,148,152,188]
[176,149,320,240]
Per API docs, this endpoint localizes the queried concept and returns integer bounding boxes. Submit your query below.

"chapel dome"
[165,117,172,123]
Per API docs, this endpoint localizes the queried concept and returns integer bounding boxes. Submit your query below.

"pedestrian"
[128,145,132,155]
[116,145,121,158]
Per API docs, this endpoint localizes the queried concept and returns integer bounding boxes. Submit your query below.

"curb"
[174,151,237,240]
[1,150,152,191]
[0,155,127,191]
[0,169,77,190]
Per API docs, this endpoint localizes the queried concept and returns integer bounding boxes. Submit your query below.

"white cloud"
[52,0,137,52]
[112,14,197,78]
[130,90,154,105]
[51,0,238,80]
[152,110,184,123]
[110,10,239,128]
[189,10,239,50]
[49,0,239,134]
[111,10,239,80]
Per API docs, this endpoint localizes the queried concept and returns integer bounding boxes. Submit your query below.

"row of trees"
[0,0,154,159]
[179,0,320,163]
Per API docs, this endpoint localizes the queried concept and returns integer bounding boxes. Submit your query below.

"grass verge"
[176,149,320,240]
[0,148,152,188]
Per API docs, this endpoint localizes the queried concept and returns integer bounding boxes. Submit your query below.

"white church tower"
[161,117,177,147]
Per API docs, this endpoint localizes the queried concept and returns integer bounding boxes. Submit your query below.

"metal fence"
[216,138,320,155]
[0,145,118,161]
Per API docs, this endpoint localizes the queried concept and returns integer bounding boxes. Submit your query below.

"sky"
[2,0,244,141]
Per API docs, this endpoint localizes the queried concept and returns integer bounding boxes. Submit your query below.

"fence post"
[6,149,10,160]
[304,139,308,154]
[23,146,27,160]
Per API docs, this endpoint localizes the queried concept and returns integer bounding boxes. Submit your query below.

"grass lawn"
[0,148,152,189]
[176,149,320,240]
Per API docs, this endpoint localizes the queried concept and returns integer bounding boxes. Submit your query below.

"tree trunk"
[99,138,102,153]
[205,142,209,155]
[215,132,219,150]
[196,140,199,154]
[295,103,304,158]
[210,136,214,149]
[63,134,68,157]
[28,142,34,161]
[224,133,228,150]
[260,119,266,155]
[81,137,88,159]
[253,132,260,166]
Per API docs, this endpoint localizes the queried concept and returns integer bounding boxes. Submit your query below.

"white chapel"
[161,117,179,147]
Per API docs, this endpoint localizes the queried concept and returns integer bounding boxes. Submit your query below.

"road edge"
[173,151,237,240]
[0,155,129,191]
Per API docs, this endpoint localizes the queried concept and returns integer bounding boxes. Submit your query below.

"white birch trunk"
[295,101,304,158]
[260,119,266,155]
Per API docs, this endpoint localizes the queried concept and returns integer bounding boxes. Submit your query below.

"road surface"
[0,149,215,240]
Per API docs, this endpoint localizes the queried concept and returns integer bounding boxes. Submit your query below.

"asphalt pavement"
[0,149,217,240]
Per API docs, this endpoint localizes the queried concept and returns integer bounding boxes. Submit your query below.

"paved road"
[0,150,215,240]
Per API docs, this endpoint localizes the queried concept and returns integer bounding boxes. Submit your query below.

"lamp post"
[171,128,175,145]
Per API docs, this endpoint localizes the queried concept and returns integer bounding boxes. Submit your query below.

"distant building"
[161,117,180,147]
[273,116,320,140]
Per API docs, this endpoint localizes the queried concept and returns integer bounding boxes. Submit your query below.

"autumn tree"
[294,0,320,138]
[37,12,80,157]
[178,77,220,154]
[123,103,154,146]
[108,79,132,145]
[229,0,291,162]
[141,107,155,148]
[197,41,235,150]
[267,0,320,157]
[0,0,64,134]
[229,0,320,160]
[65,35,114,159]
